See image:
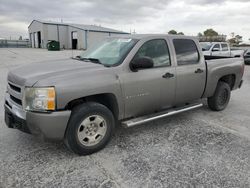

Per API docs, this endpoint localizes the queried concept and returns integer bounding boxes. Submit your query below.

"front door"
[211,43,222,56]
[120,39,176,118]
[173,38,206,104]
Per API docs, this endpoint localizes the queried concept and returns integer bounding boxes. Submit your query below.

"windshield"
[200,42,212,51]
[80,38,138,66]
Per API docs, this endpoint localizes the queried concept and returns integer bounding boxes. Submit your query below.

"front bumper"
[4,102,71,141]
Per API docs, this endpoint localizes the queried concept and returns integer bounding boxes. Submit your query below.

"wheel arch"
[65,93,120,120]
[203,73,236,98]
[218,74,236,90]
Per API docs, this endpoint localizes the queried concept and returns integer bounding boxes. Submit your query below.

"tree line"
[167,28,244,45]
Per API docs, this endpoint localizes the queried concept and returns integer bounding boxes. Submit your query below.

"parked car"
[5,35,244,155]
[200,42,244,57]
[244,50,250,65]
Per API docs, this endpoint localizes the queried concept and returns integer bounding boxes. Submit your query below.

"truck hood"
[8,58,110,86]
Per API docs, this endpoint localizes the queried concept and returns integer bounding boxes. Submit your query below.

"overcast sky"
[0,0,249,41]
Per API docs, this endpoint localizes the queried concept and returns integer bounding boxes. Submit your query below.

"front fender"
[34,69,124,119]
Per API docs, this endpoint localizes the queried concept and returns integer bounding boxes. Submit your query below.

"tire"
[64,102,115,155]
[207,81,231,111]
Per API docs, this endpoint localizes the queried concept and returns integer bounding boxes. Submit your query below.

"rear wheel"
[207,81,231,111]
[65,102,115,155]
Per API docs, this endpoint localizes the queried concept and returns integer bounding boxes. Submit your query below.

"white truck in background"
[200,42,245,57]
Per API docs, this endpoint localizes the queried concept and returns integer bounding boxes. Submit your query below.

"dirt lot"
[0,48,250,188]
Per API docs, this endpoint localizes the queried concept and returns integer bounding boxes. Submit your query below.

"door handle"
[162,72,174,78]
[195,68,204,74]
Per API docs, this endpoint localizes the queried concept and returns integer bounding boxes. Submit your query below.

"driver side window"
[133,39,171,67]
[213,44,220,50]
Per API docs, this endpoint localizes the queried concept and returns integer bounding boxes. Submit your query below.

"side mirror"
[212,48,220,52]
[130,57,154,71]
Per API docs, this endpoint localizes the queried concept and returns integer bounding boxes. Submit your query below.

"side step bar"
[122,103,203,128]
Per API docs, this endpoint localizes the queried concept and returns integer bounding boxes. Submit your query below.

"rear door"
[173,38,206,104]
[220,43,230,57]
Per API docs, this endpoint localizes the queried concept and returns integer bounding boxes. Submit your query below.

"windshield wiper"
[73,56,101,63]
[75,57,111,67]
[80,57,102,64]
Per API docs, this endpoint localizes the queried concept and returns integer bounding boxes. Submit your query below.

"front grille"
[9,83,21,93]
[8,81,23,107]
[10,95,22,106]
[5,100,12,109]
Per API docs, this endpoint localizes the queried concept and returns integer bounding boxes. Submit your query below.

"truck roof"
[112,34,198,40]
[200,42,228,45]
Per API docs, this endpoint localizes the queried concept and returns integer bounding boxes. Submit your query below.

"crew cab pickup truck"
[244,50,250,64]
[200,42,245,57]
[5,35,244,155]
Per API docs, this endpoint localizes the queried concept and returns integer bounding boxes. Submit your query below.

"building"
[28,20,129,50]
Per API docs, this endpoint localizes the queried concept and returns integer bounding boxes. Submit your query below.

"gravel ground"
[0,48,250,188]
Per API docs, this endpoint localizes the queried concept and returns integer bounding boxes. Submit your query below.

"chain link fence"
[0,40,31,48]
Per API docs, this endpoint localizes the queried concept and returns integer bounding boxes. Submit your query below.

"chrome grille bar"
[7,81,23,107]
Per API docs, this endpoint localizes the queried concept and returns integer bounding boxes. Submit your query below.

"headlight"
[24,87,56,111]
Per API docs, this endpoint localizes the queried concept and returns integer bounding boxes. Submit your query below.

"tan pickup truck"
[5,34,244,155]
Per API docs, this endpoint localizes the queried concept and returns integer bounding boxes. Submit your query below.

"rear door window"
[221,44,229,51]
[173,39,199,65]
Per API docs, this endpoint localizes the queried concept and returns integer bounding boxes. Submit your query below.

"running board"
[122,103,203,128]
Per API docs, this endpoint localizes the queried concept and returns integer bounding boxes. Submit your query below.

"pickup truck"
[244,50,250,64]
[200,42,245,57]
[4,35,244,155]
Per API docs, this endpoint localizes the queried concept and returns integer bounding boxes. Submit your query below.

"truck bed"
[203,56,244,98]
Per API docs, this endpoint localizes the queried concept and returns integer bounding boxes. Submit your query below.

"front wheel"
[64,102,115,155]
[207,81,231,111]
